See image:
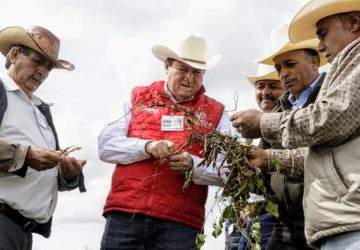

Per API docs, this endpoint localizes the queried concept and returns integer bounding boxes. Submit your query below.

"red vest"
[104,81,224,229]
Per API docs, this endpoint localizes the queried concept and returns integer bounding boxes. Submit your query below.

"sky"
[0,0,313,249]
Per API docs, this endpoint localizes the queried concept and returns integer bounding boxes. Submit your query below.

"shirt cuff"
[8,144,29,173]
[266,149,278,172]
[59,173,80,190]
[138,139,152,158]
[260,112,282,144]
[192,155,224,186]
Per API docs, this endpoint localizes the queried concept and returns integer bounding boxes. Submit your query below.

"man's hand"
[59,156,86,179]
[145,140,176,159]
[230,109,263,138]
[168,151,193,175]
[247,146,268,169]
[25,147,61,171]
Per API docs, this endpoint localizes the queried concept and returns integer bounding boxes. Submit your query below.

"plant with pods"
[137,96,280,249]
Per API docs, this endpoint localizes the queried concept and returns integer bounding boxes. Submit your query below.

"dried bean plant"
[136,94,280,250]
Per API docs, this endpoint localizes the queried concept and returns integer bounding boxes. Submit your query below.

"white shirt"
[0,72,58,223]
[98,85,231,186]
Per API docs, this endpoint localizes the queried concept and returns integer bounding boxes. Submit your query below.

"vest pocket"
[329,150,349,194]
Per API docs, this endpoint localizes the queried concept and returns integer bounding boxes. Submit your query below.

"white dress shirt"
[0,72,58,223]
[98,85,232,186]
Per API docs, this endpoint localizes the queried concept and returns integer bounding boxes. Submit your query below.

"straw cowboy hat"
[152,34,221,70]
[289,0,360,43]
[0,26,74,70]
[257,24,327,66]
[246,64,279,87]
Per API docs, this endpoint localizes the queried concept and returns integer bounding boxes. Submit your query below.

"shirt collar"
[1,71,20,91]
[288,73,324,110]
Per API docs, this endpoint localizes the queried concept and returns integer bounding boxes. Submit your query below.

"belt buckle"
[23,221,37,232]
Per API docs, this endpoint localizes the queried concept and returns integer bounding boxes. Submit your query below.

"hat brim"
[246,71,279,87]
[289,0,360,43]
[152,45,221,70]
[256,38,328,67]
[0,26,74,71]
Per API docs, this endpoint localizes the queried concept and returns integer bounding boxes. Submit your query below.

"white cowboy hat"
[152,34,221,70]
[0,26,74,70]
[289,0,360,43]
[246,64,279,87]
[257,24,327,66]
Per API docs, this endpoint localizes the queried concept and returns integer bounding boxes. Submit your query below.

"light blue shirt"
[288,73,324,110]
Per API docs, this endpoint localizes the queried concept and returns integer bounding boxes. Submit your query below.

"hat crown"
[289,0,360,42]
[178,35,207,63]
[257,23,326,66]
[245,63,279,86]
[256,64,277,77]
[27,26,60,60]
[270,25,291,53]
[151,34,221,69]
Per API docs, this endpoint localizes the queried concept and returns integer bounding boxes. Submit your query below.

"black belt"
[0,203,52,237]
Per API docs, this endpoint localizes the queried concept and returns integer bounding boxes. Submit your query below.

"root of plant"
[184,131,279,249]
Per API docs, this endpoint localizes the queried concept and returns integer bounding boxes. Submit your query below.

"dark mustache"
[261,95,276,101]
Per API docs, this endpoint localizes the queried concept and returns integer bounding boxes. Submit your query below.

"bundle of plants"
[135,98,279,249]
[183,130,279,250]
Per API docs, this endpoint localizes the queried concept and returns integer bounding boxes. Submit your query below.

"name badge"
[161,115,184,131]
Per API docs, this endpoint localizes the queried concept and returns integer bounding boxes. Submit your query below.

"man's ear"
[312,55,320,70]
[9,47,19,64]
[348,12,360,32]
[164,60,170,74]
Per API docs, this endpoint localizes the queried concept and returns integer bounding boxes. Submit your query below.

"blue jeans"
[101,211,201,250]
[321,231,360,250]
[238,213,274,250]
[225,220,242,250]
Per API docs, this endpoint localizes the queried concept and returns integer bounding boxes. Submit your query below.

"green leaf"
[271,159,282,172]
[221,205,236,221]
[251,243,262,250]
[196,233,206,249]
[264,200,279,218]
[212,220,223,238]
[257,178,265,192]
[252,222,261,243]
[255,166,261,176]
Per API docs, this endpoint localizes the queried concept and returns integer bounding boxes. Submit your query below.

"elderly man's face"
[8,47,53,97]
[255,79,285,112]
[273,49,318,99]
[316,14,359,63]
[165,60,204,101]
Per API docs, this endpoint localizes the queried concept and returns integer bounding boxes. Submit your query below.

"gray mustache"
[32,73,43,84]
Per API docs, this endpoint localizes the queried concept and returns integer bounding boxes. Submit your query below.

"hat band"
[182,57,206,64]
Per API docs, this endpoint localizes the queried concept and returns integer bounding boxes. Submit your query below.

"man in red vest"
[98,34,231,250]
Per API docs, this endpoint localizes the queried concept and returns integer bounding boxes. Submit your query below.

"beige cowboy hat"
[257,24,327,66]
[0,26,74,71]
[289,0,360,43]
[152,34,221,70]
[246,64,279,87]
